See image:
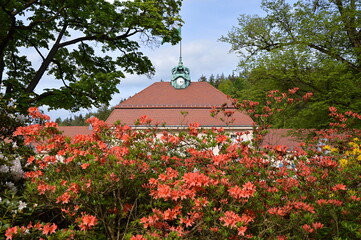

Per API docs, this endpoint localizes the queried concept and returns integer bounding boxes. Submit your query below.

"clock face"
[176,77,185,86]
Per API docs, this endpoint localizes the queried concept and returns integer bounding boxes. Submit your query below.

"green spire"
[170,26,191,89]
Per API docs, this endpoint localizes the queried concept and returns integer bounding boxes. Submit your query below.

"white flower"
[5,181,17,192]
[0,165,9,173]
[18,201,27,210]
[10,159,24,180]
[56,155,65,163]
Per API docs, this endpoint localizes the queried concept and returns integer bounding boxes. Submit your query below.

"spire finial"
[170,25,191,89]
[178,26,182,64]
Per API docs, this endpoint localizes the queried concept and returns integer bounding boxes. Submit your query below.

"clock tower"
[171,60,191,89]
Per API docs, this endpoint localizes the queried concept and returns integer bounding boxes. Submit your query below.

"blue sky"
[47,0,267,119]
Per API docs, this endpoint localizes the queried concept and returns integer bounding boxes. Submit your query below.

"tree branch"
[58,29,139,48]
[334,0,361,51]
[26,23,68,93]
[16,5,65,30]
[253,39,361,73]
[51,59,69,88]
[307,43,361,72]
[24,38,46,60]
[10,0,38,16]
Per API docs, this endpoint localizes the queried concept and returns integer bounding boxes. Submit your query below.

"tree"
[0,0,182,113]
[198,75,207,82]
[56,103,114,126]
[222,0,361,73]
[220,0,361,128]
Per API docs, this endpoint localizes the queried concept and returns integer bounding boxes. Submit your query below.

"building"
[106,60,254,138]
[106,81,253,131]
[58,60,305,149]
[59,60,254,140]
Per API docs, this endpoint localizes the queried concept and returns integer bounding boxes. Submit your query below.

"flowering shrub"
[4,102,361,239]
[0,103,34,236]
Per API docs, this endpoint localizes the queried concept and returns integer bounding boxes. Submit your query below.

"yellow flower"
[323,145,331,150]
[348,190,356,195]
[339,159,348,168]
[357,155,361,161]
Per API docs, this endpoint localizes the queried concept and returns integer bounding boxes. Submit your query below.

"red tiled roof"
[262,129,302,149]
[115,82,234,107]
[58,126,92,138]
[106,82,254,127]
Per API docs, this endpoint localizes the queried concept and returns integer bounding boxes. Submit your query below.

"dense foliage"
[54,104,114,126]
[219,0,361,128]
[0,0,182,113]
[3,94,361,239]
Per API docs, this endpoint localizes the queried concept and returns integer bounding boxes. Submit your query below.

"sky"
[46,0,267,120]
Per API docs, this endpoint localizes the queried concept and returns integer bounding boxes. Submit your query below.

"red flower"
[130,235,147,240]
[220,211,241,228]
[37,182,56,195]
[329,106,338,112]
[152,184,172,199]
[288,87,299,94]
[332,184,347,191]
[212,154,230,166]
[182,172,211,187]
[302,224,314,233]
[163,207,181,221]
[237,226,247,236]
[138,115,152,125]
[140,215,159,228]
[80,163,90,169]
[42,223,57,235]
[28,107,50,120]
[5,226,19,240]
[351,195,361,201]
[228,182,256,199]
[180,216,195,227]
[312,222,324,230]
[78,214,98,230]
[216,134,227,143]
[56,192,71,204]
[267,206,291,217]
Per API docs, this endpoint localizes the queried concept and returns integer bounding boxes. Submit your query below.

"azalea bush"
[0,101,35,235]
[4,99,361,239]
